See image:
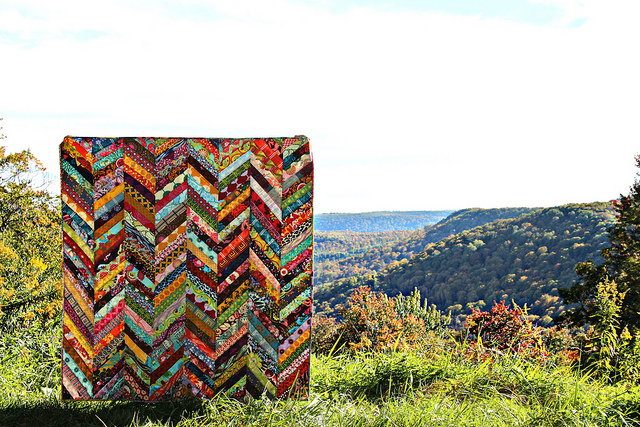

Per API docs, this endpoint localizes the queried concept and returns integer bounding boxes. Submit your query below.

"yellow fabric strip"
[95,183,125,210]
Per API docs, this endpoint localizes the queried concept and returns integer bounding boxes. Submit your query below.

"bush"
[313,286,450,355]
[312,315,344,355]
[578,278,640,383]
[465,300,547,361]
[338,286,403,352]
[541,325,581,366]
[394,287,451,335]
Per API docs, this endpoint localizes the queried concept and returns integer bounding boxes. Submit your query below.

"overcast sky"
[1,0,639,214]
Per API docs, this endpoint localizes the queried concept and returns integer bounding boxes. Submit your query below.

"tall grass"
[1,321,640,426]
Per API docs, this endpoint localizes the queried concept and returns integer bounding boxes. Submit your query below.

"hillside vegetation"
[314,210,452,232]
[315,230,413,262]
[316,203,616,324]
[315,207,535,285]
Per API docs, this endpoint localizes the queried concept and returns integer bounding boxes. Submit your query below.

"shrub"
[313,286,451,355]
[465,300,547,361]
[541,325,581,366]
[339,286,403,352]
[394,287,451,335]
[578,278,640,383]
[312,315,344,355]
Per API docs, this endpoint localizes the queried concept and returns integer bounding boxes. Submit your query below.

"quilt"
[60,136,313,401]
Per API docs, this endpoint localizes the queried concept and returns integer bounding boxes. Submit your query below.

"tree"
[0,120,61,328]
[558,155,640,333]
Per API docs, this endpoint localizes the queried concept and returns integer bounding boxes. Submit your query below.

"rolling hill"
[315,230,414,262]
[315,207,536,286]
[315,202,616,326]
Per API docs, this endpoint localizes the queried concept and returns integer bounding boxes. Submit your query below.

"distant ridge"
[315,202,616,325]
[314,210,454,232]
[314,207,535,286]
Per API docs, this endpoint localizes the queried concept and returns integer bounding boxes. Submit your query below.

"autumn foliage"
[0,141,61,328]
[313,286,450,354]
[464,300,547,361]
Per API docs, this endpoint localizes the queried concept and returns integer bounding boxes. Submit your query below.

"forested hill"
[314,210,453,232]
[422,207,536,243]
[315,230,414,262]
[315,207,535,286]
[315,202,616,325]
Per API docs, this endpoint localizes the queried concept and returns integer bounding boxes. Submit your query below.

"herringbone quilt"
[60,136,313,401]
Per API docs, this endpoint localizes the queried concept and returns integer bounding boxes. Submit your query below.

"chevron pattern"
[278,137,313,399]
[60,135,313,401]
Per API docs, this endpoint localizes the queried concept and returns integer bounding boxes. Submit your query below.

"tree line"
[316,203,615,326]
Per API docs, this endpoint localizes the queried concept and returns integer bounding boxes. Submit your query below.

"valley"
[314,202,616,325]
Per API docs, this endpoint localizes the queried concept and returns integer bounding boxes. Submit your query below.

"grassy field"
[2,322,640,427]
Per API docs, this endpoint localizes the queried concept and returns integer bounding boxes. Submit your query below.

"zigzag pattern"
[93,138,126,400]
[153,138,188,400]
[61,137,95,400]
[215,138,251,399]
[278,137,313,399]
[247,138,282,398]
[123,138,156,400]
[60,135,313,401]
[184,139,218,398]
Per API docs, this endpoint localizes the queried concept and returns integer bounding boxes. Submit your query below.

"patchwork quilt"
[60,136,313,401]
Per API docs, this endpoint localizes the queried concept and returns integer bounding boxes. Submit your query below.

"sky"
[1,0,639,214]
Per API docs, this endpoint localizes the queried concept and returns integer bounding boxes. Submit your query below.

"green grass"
[2,323,640,427]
